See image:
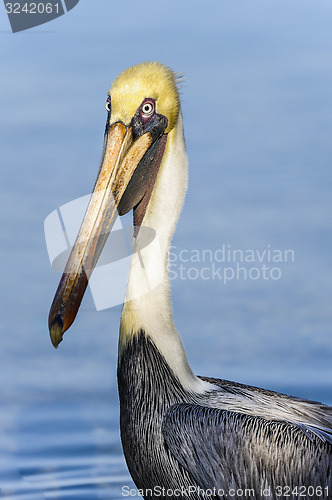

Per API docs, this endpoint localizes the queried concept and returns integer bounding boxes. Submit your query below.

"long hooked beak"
[48,122,153,348]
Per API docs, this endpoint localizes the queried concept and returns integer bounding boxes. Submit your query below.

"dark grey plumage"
[118,331,332,500]
[163,405,332,499]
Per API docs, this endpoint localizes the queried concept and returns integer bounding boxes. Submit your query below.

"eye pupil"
[106,97,111,112]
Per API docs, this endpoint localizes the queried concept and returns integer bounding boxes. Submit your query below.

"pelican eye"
[106,97,111,113]
[141,100,155,118]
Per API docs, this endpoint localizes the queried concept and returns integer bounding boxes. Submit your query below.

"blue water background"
[0,1,332,497]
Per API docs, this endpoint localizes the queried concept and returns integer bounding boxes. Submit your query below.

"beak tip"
[49,316,64,349]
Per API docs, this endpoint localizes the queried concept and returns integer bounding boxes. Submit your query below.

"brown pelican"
[49,62,332,499]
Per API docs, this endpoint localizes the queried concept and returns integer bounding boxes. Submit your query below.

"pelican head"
[48,62,184,347]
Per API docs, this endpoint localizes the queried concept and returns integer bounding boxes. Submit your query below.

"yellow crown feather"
[108,62,180,134]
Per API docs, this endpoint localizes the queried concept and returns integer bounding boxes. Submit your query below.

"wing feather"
[162,403,332,497]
